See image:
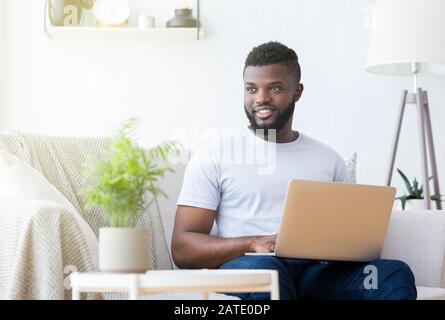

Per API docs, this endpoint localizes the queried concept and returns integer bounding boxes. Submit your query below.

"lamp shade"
[365,0,445,75]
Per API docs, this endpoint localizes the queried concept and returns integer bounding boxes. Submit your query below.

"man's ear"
[294,83,304,102]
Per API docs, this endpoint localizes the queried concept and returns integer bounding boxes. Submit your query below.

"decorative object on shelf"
[47,0,83,26]
[82,118,180,273]
[166,9,199,28]
[81,0,95,10]
[167,0,200,28]
[138,14,155,29]
[365,0,445,210]
[92,0,130,27]
[395,168,443,210]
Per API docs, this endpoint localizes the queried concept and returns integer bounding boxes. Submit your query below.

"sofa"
[0,132,444,300]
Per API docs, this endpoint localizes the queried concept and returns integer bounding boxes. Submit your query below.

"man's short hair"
[244,42,301,84]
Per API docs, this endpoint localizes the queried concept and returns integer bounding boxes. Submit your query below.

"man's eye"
[271,86,282,92]
[246,87,256,93]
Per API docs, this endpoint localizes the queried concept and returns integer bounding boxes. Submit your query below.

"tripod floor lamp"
[365,0,445,210]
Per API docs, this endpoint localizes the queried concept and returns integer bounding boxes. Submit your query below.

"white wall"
[1,0,445,199]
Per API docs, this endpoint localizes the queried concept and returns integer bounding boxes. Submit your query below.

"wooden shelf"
[45,26,205,40]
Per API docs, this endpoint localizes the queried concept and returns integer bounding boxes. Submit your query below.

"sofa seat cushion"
[416,286,445,300]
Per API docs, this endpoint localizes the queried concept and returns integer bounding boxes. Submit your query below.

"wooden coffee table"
[70,269,279,300]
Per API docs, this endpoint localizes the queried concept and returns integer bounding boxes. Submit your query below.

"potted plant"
[83,119,180,273]
[395,168,442,210]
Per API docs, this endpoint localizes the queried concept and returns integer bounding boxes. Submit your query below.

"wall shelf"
[45,26,205,40]
[44,0,203,41]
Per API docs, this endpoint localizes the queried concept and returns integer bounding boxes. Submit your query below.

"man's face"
[243,64,303,131]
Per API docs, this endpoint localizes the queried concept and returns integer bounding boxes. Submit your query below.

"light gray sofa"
[0,132,444,300]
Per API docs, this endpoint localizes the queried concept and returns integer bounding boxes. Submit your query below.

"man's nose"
[255,89,272,105]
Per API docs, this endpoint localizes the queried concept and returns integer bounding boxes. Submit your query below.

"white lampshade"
[365,0,445,75]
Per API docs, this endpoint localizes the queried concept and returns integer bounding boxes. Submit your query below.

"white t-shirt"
[177,127,350,238]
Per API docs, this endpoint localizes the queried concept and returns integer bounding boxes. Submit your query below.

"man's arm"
[171,205,276,269]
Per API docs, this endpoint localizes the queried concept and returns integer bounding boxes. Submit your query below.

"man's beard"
[244,101,295,135]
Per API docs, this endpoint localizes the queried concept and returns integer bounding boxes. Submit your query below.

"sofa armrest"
[382,210,445,288]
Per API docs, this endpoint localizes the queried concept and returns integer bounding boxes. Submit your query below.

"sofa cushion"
[0,149,98,268]
[155,161,188,269]
[416,286,445,300]
[382,210,445,288]
[0,132,112,234]
[343,152,357,184]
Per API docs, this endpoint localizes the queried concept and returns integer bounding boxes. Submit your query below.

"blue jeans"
[219,256,417,300]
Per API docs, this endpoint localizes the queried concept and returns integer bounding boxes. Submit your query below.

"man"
[171,42,417,300]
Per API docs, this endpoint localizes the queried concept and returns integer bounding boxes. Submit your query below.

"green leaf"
[397,168,414,195]
[432,194,444,201]
[397,195,409,210]
[417,186,423,198]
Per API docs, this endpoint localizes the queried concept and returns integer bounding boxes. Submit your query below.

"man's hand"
[173,206,279,268]
[250,235,277,252]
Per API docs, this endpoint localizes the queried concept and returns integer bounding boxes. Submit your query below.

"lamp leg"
[416,88,431,209]
[422,91,442,210]
[386,90,408,186]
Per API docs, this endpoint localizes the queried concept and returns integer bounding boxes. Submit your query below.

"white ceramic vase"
[99,228,152,273]
[404,199,425,210]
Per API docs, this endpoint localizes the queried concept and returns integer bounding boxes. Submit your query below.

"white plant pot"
[99,228,152,273]
[399,199,433,211]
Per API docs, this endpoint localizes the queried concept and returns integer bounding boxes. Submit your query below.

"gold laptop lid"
[275,180,396,262]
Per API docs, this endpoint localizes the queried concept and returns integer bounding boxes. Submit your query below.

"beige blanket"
[0,132,108,299]
[0,199,98,299]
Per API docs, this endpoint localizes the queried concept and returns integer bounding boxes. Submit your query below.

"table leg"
[72,287,80,300]
[270,271,280,300]
[128,275,140,300]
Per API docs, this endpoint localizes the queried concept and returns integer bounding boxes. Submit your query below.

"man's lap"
[219,255,417,300]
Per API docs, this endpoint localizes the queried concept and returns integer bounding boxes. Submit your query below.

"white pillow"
[0,150,98,267]
[343,152,357,184]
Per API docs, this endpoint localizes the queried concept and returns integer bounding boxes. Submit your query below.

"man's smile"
[255,110,275,120]
[254,106,276,121]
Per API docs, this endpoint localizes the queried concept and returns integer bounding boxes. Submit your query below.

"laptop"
[245,179,396,262]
